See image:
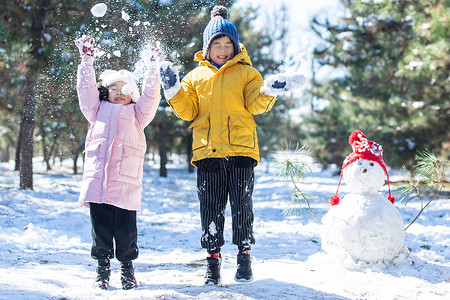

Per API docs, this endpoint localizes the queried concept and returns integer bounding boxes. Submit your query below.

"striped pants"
[197,156,256,252]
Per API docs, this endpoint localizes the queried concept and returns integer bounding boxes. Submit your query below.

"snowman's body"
[321,159,405,263]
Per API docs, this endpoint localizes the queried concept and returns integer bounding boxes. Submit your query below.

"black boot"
[95,258,111,290]
[120,261,138,290]
[204,253,222,285]
[235,250,253,282]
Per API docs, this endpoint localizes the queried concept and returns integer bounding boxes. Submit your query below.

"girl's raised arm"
[75,36,100,123]
[134,47,162,128]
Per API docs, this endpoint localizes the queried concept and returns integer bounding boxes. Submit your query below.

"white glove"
[74,35,98,57]
[158,61,181,100]
[261,73,306,97]
[142,46,163,70]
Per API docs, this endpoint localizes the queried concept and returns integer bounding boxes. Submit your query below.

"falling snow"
[90,3,107,18]
[122,10,130,21]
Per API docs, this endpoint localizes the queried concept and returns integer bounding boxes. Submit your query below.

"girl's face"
[208,35,234,66]
[107,81,132,105]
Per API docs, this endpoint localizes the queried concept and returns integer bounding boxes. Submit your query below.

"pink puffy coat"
[77,55,160,211]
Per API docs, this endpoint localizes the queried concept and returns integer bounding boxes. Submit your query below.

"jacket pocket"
[190,117,210,151]
[228,115,256,149]
[119,145,145,179]
[83,141,103,176]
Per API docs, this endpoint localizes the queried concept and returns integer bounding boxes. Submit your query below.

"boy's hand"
[261,73,306,97]
[75,35,98,57]
[158,61,181,100]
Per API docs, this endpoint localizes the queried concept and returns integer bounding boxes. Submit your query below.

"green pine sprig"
[274,143,322,224]
[398,149,447,230]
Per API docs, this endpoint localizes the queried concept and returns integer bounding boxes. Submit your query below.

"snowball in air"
[121,84,133,96]
[91,3,107,18]
[122,11,130,21]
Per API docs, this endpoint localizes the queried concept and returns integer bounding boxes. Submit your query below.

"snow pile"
[0,158,448,299]
[1,222,82,252]
[321,159,407,263]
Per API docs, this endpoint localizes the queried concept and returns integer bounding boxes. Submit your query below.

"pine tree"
[0,0,98,187]
[1,0,296,181]
[303,0,449,169]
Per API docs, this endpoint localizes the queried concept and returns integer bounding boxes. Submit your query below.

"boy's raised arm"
[260,72,306,97]
[245,70,306,115]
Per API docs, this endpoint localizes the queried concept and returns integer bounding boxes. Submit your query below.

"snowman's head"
[343,158,386,194]
[329,130,395,206]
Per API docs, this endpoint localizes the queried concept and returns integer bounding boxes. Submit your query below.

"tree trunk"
[39,118,52,171]
[19,76,36,190]
[159,121,167,177]
[15,123,22,171]
[73,152,78,174]
[18,0,49,189]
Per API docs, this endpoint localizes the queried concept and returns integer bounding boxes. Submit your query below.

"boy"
[158,5,304,284]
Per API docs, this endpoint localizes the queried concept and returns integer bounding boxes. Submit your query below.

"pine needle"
[398,149,447,230]
[274,143,322,224]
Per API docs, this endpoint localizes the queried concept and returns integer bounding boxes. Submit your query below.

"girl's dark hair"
[98,85,109,101]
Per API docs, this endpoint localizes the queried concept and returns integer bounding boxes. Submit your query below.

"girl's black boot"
[95,258,111,290]
[120,261,138,290]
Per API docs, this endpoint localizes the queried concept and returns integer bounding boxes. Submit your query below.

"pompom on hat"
[99,70,140,102]
[202,5,240,59]
[329,130,395,206]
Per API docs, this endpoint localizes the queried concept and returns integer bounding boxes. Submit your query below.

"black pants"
[197,156,256,252]
[90,203,138,262]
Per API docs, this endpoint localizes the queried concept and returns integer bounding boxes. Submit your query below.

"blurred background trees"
[303,0,449,170]
[0,0,290,188]
[0,0,448,189]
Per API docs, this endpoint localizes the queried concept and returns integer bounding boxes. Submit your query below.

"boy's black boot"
[120,261,138,290]
[95,258,111,290]
[204,253,222,285]
[235,250,253,282]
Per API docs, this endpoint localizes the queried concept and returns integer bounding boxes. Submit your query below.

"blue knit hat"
[202,6,239,59]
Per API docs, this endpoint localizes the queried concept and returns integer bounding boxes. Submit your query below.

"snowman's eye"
[370,162,374,166]
[358,161,362,165]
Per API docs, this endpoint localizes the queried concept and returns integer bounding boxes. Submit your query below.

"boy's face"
[209,35,234,66]
[107,81,132,105]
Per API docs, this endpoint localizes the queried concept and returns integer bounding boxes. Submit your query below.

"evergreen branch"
[275,144,322,224]
[399,149,447,231]
[286,165,322,224]
[404,186,441,231]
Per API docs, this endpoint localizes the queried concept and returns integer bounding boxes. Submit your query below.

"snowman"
[321,130,406,263]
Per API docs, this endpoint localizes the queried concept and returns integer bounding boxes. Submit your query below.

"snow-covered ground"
[0,157,448,299]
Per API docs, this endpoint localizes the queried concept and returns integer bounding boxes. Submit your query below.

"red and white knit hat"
[329,130,395,206]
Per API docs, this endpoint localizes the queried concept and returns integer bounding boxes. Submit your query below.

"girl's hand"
[149,47,163,62]
[142,47,163,69]
[75,35,98,57]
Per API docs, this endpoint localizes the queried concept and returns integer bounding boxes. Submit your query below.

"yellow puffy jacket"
[167,44,277,166]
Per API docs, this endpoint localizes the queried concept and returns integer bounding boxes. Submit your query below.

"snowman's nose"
[361,168,367,173]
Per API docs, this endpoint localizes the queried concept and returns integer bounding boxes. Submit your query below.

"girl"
[75,36,161,290]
